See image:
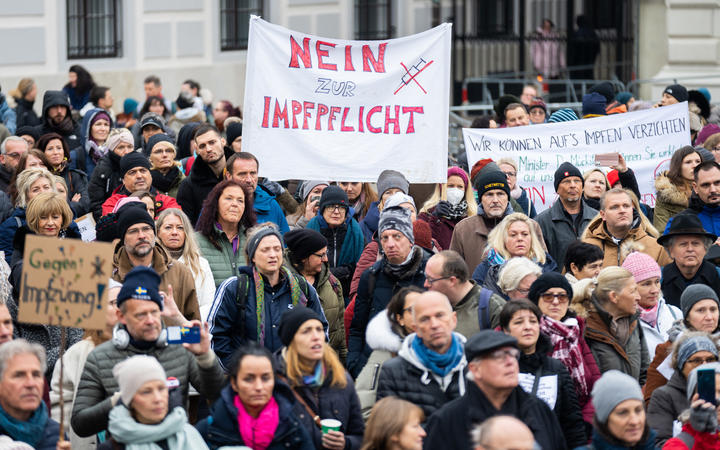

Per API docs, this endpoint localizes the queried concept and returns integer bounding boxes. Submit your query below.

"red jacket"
[101,185,181,217]
[663,423,720,449]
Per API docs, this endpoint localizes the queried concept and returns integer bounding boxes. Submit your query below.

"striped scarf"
[253,266,307,342]
[540,315,590,405]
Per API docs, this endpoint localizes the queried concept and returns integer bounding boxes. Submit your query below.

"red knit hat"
[622,252,661,283]
[470,158,495,183]
[606,169,620,187]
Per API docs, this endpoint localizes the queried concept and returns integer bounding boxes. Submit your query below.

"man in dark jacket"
[33,90,82,151]
[177,123,228,225]
[376,291,467,419]
[423,330,567,450]
[536,161,598,269]
[348,206,428,377]
[0,339,67,450]
[71,266,224,438]
[659,213,720,308]
[88,128,135,219]
[0,136,28,192]
[224,151,290,233]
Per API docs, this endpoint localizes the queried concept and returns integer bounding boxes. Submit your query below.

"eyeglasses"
[312,251,327,259]
[325,205,345,213]
[5,153,23,160]
[424,275,450,285]
[502,171,517,178]
[540,293,569,304]
[126,225,154,236]
[713,147,720,152]
[686,356,719,366]
[485,348,521,361]
[513,287,530,296]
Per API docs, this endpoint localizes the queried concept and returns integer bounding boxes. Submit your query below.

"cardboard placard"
[18,235,114,330]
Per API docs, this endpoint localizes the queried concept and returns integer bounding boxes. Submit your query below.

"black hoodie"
[33,90,82,151]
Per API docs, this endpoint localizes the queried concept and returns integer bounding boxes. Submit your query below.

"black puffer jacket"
[88,150,123,219]
[376,333,467,419]
[176,147,231,225]
[518,333,587,449]
[33,90,82,151]
[196,382,314,450]
[274,351,365,450]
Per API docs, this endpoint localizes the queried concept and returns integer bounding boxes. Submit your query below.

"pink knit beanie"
[622,252,661,283]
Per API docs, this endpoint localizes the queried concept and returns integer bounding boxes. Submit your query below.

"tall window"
[220,0,263,51]
[355,0,392,40]
[475,0,514,37]
[66,0,121,59]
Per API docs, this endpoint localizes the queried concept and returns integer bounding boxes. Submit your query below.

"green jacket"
[196,226,247,288]
[454,282,505,338]
[286,256,347,362]
[71,339,225,438]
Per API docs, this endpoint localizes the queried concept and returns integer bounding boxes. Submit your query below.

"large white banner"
[242,17,451,182]
[463,102,691,212]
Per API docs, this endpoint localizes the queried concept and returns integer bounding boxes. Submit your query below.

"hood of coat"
[366,309,403,353]
[41,90,71,119]
[81,107,114,143]
[655,172,689,208]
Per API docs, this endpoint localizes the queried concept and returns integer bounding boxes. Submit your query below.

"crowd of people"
[0,65,719,450]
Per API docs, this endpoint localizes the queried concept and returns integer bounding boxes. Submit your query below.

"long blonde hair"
[420,175,477,216]
[155,208,204,277]
[571,266,633,318]
[285,338,347,389]
[15,168,56,208]
[361,397,424,450]
[484,213,546,264]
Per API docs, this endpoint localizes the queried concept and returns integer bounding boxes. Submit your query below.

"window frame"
[66,0,122,60]
[220,0,264,51]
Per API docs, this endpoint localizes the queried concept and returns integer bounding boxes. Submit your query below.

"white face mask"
[446,187,465,206]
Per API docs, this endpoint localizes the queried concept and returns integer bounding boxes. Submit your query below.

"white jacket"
[639,297,683,360]
[179,254,216,320]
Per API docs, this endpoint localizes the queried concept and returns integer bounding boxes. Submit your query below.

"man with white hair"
[0,339,69,449]
[0,136,28,191]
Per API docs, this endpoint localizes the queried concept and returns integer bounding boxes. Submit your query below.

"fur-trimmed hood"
[655,171,690,209]
[365,309,403,353]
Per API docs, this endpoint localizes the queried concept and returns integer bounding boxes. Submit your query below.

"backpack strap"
[234,274,249,339]
[477,287,493,330]
[675,430,695,449]
[14,217,21,229]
